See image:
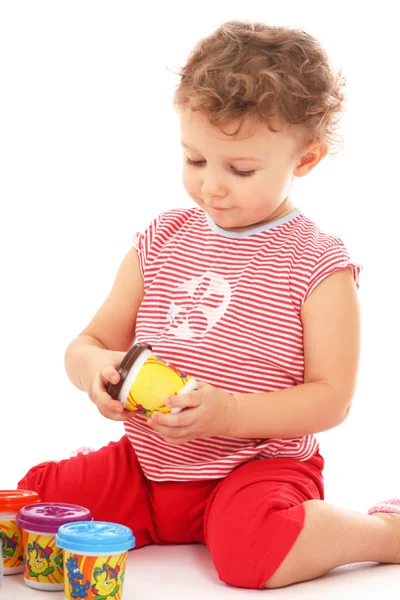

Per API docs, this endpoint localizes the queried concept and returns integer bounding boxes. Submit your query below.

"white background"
[0,1,399,515]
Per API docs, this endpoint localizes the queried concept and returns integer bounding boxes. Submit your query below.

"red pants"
[18,435,324,589]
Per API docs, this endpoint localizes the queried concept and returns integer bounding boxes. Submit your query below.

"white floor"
[2,544,400,599]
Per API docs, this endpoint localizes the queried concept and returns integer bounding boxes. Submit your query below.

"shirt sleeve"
[132,215,160,277]
[132,208,197,278]
[303,240,362,303]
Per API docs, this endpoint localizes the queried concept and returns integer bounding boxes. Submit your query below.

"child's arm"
[64,247,144,419]
[229,267,360,438]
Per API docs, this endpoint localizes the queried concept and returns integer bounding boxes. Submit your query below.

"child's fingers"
[107,399,125,414]
[106,405,132,421]
[92,383,120,409]
[92,386,125,418]
[166,392,201,410]
[101,365,120,384]
[98,392,134,421]
[120,408,133,421]
[101,399,131,421]
[103,404,131,422]
[100,401,127,422]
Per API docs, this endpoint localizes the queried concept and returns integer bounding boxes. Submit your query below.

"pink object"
[68,447,96,458]
[368,499,400,515]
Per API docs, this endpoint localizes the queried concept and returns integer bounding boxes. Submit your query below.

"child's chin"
[207,209,239,228]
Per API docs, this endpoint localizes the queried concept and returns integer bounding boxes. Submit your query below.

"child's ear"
[294,140,329,177]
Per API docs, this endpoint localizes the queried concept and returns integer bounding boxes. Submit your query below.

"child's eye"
[185,157,255,178]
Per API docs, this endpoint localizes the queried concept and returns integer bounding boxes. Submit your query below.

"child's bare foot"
[368,500,400,563]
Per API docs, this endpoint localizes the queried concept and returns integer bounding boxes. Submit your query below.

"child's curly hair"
[172,20,346,154]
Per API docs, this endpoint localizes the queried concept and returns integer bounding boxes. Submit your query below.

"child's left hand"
[146,381,238,444]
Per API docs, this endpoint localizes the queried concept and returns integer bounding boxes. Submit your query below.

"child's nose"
[201,172,227,199]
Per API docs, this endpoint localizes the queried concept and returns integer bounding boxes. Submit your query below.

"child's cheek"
[182,168,199,200]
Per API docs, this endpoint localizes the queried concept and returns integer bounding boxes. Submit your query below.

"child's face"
[180,108,324,232]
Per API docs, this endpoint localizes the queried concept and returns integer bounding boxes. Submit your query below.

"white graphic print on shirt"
[166,271,231,339]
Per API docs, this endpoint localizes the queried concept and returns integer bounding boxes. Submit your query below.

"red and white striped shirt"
[124,207,361,481]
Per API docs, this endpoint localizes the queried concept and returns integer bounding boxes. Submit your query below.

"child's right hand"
[85,350,132,421]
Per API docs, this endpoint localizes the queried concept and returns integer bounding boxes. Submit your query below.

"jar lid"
[0,490,40,512]
[16,503,92,534]
[108,343,152,400]
[56,521,135,554]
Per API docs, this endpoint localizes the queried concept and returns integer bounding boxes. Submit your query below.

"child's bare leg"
[265,499,400,589]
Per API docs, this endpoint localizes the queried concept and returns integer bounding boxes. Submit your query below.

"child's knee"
[17,461,54,496]
[17,458,89,505]
[206,488,306,589]
[208,539,262,588]
[208,512,303,590]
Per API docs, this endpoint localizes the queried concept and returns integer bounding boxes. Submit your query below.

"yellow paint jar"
[56,521,135,600]
[0,490,40,575]
[16,502,92,591]
[108,343,197,416]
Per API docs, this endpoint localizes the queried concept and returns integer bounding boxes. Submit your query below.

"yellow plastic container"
[56,521,135,600]
[108,343,197,416]
[0,490,40,575]
[16,502,92,591]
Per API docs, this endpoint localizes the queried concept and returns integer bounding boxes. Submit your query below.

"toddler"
[18,20,400,589]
